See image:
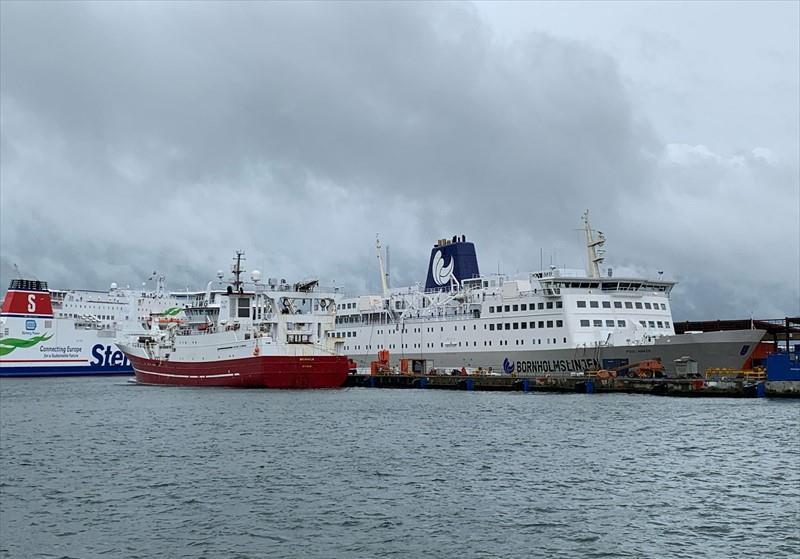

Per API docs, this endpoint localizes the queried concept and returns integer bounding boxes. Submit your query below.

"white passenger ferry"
[332,213,764,375]
[0,276,184,377]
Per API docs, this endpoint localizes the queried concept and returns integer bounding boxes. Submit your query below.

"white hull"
[346,329,764,375]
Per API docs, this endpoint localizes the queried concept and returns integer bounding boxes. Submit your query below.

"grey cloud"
[1,2,797,320]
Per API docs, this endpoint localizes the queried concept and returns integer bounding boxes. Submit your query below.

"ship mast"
[582,210,605,279]
[376,236,389,297]
[231,251,246,292]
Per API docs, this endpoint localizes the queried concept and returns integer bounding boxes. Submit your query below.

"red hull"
[127,354,349,388]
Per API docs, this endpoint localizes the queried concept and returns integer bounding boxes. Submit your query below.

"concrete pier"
[344,372,790,398]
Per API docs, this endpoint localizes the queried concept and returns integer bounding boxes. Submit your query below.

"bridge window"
[556,301,562,308]
[547,320,553,328]
[504,305,510,312]
[489,324,495,331]
[546,302,553,309]
[648,321,655,327]
[606,320,614,327]
[614,301,622,309]
[593,320,602,327]
[513,322,519,329]
[489,306,494,313]
[504,323,511,330]
[602,301,611,308]
[538,303,544,310]
[661,303,667,310]
[625,302,633,309]
[521,304,527,311]
[590,301,599,308]
[538,321,544,328]
[577,301,587,308]
[556,320,563,327]
[657,321,664,328]
[521,322,527,329]
[529,322,536,328]
[635,302,643,309]
[237,297,250,318]
[513,305,518,311]
[644,303,652,309]
[617,320,626,327]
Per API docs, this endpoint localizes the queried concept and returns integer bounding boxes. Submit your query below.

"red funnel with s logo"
[1,279,54,318]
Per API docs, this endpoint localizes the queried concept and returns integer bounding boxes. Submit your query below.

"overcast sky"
[1,1,798,320]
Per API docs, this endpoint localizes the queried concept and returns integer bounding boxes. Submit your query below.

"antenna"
[12,263,22,279]
[231,251,246,291]
[385,244,390,289]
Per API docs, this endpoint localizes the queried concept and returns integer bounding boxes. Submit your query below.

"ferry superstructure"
[0,276,184,377]
[332,214,764,375]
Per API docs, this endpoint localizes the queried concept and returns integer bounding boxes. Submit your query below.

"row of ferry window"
[577,300,667,310]
[488,302,562,313]
[337,302,357,310]
[331,319,566,338]
[342,337,570,351]
[578,319,670,328]
[58,313,121,320]
[489,320,564,330]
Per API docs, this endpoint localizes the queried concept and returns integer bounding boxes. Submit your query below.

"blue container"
[767,353,800,381]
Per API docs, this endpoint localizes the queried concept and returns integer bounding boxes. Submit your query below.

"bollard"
[369,376,376,388]
[585,379,595,394]
[522,378,530,393]
[418,377,428,389]
[756,382,766,398]
[465,378,474,391]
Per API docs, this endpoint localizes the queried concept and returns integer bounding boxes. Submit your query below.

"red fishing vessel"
[117,252,349,388]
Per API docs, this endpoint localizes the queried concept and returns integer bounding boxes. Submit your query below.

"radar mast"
[582,211,606,279]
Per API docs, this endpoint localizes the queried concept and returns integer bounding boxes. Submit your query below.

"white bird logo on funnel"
[432,250,455,286]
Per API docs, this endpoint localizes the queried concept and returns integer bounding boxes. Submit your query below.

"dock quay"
[345,370,799,398]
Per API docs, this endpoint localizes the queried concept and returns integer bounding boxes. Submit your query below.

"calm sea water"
[1,377,798,559]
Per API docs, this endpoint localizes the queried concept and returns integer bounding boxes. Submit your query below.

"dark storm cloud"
[1,2,797,319]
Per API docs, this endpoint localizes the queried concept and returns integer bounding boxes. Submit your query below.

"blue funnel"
[424,235,480,290]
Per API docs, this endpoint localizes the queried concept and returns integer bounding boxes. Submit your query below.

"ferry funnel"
[1,279,54,318]
[424,235,479,290]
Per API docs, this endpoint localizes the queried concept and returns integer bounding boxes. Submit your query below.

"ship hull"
[347,329,765,375]
[0,364,131,378]
[126,353,349,388]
